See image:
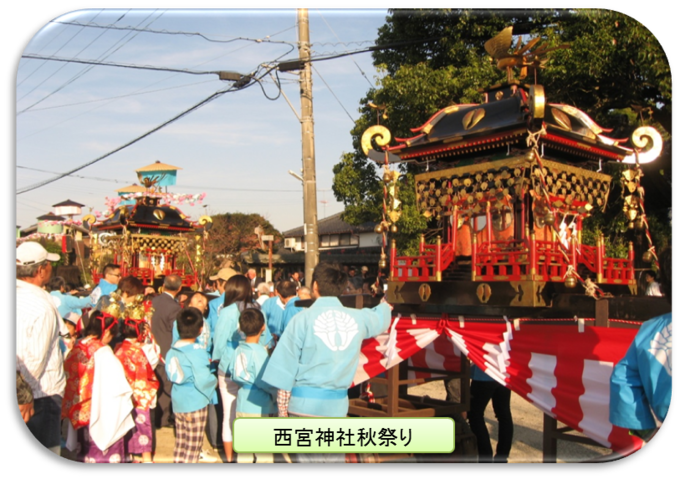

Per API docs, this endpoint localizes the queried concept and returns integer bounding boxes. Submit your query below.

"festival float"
[83,161,212,290]
[350,27,669,461]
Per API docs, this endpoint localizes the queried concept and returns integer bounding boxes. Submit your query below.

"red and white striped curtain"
[354,315,644,454]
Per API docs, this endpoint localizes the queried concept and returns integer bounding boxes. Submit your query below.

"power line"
[316,11,375,89]
[17,10,106,88]
[311,64,356,124]
[16,63,274,195]
[17,165,312,193]
[18,78,217,113]
[19,54,222,77]
[17,84,240,195]
[53,20,297,47]
[18,10,167,115]
[17,22,295,141]
[279,35,444,66]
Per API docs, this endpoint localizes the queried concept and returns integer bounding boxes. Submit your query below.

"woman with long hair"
[211,274,272,462]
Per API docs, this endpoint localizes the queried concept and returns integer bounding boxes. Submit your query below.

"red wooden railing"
[391,233,634,286]
[391,236,456,281]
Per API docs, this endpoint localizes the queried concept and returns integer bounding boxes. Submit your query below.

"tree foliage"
[332,8,671,253]
[189,212,281,281]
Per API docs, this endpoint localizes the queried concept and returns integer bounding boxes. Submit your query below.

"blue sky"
[14,7,389,233]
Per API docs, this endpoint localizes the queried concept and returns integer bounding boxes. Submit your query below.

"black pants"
[154,365,174,428]
[468,380,513,463]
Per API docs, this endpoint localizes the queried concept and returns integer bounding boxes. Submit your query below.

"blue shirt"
[262,296,286,338]
[262,297,392,417]
[212,302,273,374]
[280,296,304,334]
[228,342,276,414]
[89,279,117,305]
[172,318,212,351]
[610,312,672,430]
[470,363,495,382]
[166,340,217,413]
[207,293,225,334]
[50,290,92,318]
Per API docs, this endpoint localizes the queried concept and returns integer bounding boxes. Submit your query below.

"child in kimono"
[114,306,159,463]
[62,310,134,463]
[166,307,218,463]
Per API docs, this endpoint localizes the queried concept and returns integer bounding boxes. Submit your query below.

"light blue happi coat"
[212,302,273,374]
[262,296,392,417]
[228,342,276,415]
[610,312,672,430]
[261,296,286,338]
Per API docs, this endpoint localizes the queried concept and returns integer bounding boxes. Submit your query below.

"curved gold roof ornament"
[82,214,96,230]
[361,125,392,157]
[621,126,663,165]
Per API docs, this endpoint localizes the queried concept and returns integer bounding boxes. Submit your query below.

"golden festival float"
[362,26,665,319]
[83,161,212,290]
[348,27,669,461]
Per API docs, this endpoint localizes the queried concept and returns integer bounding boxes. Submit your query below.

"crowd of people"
[16,241,392,463]
[16,238,672,464]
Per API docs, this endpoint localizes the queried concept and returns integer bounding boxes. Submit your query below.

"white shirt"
[646,281,663,297]
[16,279,66,399]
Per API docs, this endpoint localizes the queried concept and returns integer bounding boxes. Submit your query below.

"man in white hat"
[15,241,65,455]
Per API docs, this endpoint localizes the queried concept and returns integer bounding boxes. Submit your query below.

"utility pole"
[297,8,319,287]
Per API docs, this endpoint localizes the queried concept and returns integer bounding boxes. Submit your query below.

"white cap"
[209,267,238,282]
[16,242,60,266]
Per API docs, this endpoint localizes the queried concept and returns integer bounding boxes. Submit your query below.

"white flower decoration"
[313,310,359,352]
[649,323,672,376]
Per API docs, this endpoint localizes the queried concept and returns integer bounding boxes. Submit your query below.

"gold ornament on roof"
[361,125,392,157]
[137,172,167,192]
[484,26,569,82]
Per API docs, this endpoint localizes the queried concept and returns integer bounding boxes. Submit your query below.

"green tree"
[197,212,281,280]
[332,8,671,255]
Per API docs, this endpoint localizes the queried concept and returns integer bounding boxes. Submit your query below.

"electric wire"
[316,11,375,89]
[19,55,224,77]
[17,84,240,195]
[20,78,217,113]
[18,9,163,114]
[17,22,295,141]
[53,20,297,47]
[17,14,88,78]
[16,62,279,195]
[311,64,356,124]
[17,10,107,90]
[253,68,282,101]
[17,166,326,194]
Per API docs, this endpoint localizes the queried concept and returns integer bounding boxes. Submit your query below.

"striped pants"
[173,407,208,463]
